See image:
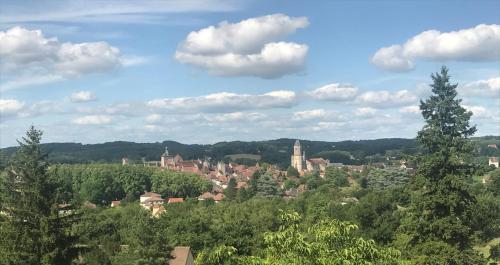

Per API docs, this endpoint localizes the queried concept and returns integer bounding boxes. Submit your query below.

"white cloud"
[306,83,358,101]
[70,91,97,102]
[148,90,298,113]
[146,114,162,123]
[355,90,417,108]
[205,112,266,123]
[0,0,239,24]
[175,14,309,78]
[0,27,125,90]
[463,105,494,119]
[0,99,25,116]
[72,115,112,125]
[354,107,377,117]
[293,109,327,121]
[399,105,420,114]
[371,24,500,71]
[460,76,500,98]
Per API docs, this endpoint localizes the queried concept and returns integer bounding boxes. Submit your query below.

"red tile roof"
[213,193,225,201]
[168,198,184,204]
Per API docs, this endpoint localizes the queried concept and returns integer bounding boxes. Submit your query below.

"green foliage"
[324,167,349,187]
[0,126,79,264]
[490,244,500,260]
[286,166,299,177]
[196,211,403,265]
[49,164,155,205]
[400,67,483,261]
[255,173,280,197]
[77,204,170,264]
[151,170,212,198]
[351,190,401,245]
[225,178,237,201]
[367,168,410,190]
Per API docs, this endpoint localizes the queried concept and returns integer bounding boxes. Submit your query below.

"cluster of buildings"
[290,140,330,176]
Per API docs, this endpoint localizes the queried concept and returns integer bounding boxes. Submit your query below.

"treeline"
[2,136,498,169]
[49,164,212,205]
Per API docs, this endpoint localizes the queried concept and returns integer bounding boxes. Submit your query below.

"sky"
[0,0,499,147]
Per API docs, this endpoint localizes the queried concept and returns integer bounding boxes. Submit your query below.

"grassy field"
[225,154,261,161]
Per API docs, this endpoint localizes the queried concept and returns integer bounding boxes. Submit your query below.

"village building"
[291,140,306,172]
[168,246,194,265]
[306,157,330,173]
[489,157,499,168]
[167,198,184,204]
[110,200,121,207]
[198,192,214,201]
[152,205,166,217]
[213,193,225,202]
[140,191,163,209]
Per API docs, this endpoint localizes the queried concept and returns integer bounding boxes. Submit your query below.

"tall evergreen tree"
[399,67,484,264]
[0,126,79,264]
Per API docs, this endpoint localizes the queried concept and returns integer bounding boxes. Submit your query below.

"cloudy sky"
[0,0,499,147]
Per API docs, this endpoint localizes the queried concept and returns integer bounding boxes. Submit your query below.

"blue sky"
[1,0,499,147]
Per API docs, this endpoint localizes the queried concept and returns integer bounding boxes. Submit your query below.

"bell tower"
[291,140,304,172]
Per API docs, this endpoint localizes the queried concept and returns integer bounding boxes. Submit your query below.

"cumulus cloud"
[0,99,25,116]
[175,14,309,78]
[306,83,358,101]
[205,112,266,123]
[399,105,420,114]
[72,115,112,125]
[0,27,128,90]
[148,90,298,113]
[70,91,97,102]
[459,76,500,97]
[371,24,500,71]
[462,105,497,120]
[146,114,162,123]
[354,107,377,117]
[355,90,417,108]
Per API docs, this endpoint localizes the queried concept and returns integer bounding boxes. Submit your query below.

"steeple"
[163,146,169,157]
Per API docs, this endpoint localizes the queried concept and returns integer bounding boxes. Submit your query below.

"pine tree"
[399,67,485,264]
[0,126,79,264]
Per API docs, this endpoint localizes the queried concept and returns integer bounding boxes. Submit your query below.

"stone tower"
[160,146,169,168]
[291,140,305,172]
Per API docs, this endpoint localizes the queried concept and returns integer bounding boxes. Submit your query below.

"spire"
[164,146,169,156]
[294,139,300,146]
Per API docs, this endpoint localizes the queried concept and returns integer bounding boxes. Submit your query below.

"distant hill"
[1,136,498,169]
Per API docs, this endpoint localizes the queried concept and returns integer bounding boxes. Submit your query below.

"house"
[236,181,248,189]
[168,198,184,204]
[110,200,121,207]
[306,158,330,172]
[168,246,194,265]
[140,192,161,203]
[488,144,498,149]
[152,205,166,218]
[142,196,164,209]
[489,157,499,168]
[83,201,97,209]
[213,193,225,202]
[198,192,214,201]
[57,203,72,215]
[140,191,164,209]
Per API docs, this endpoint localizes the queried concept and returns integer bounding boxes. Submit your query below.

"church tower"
[291,140,304,172]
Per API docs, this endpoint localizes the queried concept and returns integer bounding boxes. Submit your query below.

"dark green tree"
[0,126,79,264]
[225,178,237,201]
[399,67,484,263]
[286,166,299,177]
